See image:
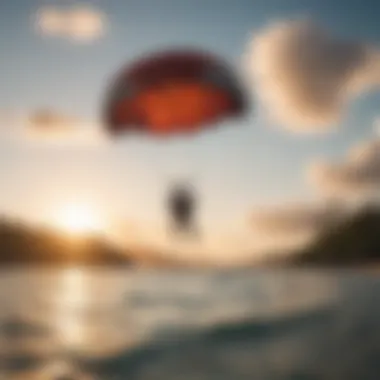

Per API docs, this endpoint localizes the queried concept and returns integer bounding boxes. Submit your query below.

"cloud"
[35,5,106,42]
[309,138,380,197]
[0,109,107,147]
[250,202,347,253]
[23,109,107,147]
[25,125,107,148]
[27,109,82,131]
[244,19,380,131]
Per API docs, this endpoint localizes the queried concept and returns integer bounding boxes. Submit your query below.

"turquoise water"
[1,268,380,379]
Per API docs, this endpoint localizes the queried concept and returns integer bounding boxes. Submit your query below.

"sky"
[0,0,380,262]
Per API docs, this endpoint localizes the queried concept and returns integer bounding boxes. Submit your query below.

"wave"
[76,302,380,380]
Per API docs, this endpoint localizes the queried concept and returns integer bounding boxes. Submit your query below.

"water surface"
[1,267,379,379]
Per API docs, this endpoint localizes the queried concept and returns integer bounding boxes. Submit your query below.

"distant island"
[0,219,131,267]
[289,206,380,267]
[247,205,380,268]
[0,206,380,267]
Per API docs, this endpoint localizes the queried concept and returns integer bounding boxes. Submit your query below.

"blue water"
[1,268,380,379]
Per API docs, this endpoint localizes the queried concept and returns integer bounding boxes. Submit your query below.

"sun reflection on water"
[55,268,88,349]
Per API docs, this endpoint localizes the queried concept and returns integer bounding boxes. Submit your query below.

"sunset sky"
[0,0,379,261]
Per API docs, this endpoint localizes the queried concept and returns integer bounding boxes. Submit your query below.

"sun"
[54,203,102,235]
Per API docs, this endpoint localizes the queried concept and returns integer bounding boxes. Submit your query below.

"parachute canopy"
[103,48,248,137]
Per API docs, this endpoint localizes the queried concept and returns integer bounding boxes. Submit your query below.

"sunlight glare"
[54,202,102,234]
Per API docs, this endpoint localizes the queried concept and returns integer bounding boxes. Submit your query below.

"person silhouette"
[168,182,198,237]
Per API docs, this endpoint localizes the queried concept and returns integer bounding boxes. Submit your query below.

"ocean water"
[1,267,380,379]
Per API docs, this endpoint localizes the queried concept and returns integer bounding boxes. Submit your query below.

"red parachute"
[103,48,248,137]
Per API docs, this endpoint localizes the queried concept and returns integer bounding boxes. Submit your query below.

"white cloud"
[309,138,380,198]
[251,203,342,235]
[24,125,107,148]
[27,109,81,131]
[244,19,380,131]
[23,109,107,147]
[35,5,106,43]
[0,109,107,148]
[249,201,348,255]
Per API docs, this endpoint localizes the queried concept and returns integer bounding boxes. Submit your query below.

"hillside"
[0,219,131,267]
[290,207,380,267]
[2,207,380,268]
